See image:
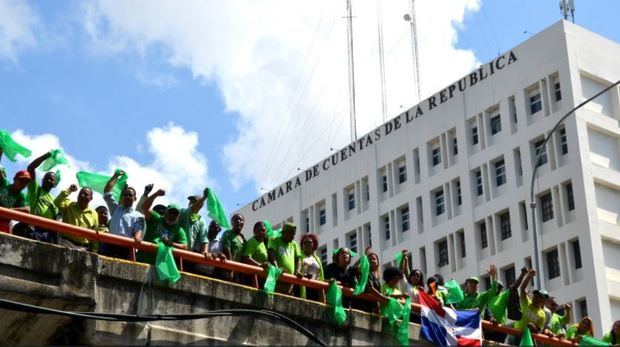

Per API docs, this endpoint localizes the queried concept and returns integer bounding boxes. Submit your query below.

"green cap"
[166,204,181,213]
[282,223,297,233]
[533,289,549,298]
[466,276,480,284]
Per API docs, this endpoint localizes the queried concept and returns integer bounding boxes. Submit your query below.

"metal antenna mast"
[405,0,421,102]
[346,0,358,142]
[376,0,388,123]
[560,0,576,22]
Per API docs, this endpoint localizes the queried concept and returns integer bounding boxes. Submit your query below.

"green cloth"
[489,290,509,325]
[454,280,498,313]
[268,236,301,274]
[579,335,610,346]
[27,180,56,219]
[353,254,370,295]
[54,189,98,244]
[0,130,31,162]
[243,236,268,263]
[602,333,614,344]
[179,208,208,252]
[444,279,464,305]
[76,169,128,201]
[394,252,404,267]
[0,176,27,208]
[138,211,187,265]
[326,281,346,325]
[567,324,592,340]
[40,149,69,171]
[220,229,245,262]
[515,296,546,331]
[396,297,412,346]
[206,189,230,229]
[520,327,534,347]
[155,240,181,283]
[548,312,567,335]
[264,220,281,239]
[263,264,283,294]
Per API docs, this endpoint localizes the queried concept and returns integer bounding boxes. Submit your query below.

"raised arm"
[141,189,165,220]
[54,184,78,213]
[27,151,52,183]
[520,269,536,299]
[510,266,529,291]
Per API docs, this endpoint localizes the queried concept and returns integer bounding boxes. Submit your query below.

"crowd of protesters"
[1,147,619,345]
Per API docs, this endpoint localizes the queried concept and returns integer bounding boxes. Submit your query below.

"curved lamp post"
[530,79,620,290]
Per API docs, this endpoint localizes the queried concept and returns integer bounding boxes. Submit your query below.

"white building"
[235,20,620,335]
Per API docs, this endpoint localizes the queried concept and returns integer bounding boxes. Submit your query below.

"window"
[348,191,355,210]
[398,165,407,184]
[401,207,410,232]
[348,232,358,254]
[367,226,372,247]
[319,246,328,266]
[554,81,562,102]
[475,170,483,196]
[366,184,370,201]
[456,181,462,206]
[453,138,458,155]
[432,145,441,166]
[480,222,488,249]
[546,248,560,279]
[500,212,511,240]
[382,174,388,193]
[459,232,466,258]
[565,183,575,211]
[504,266,516,287]
[578,299,588,319]
[490,114,502,135]
[530,92,542,114]
[438,240,449,267]
[495,159,506,186]
[305,216,310,233]
[541,192,554,222]
[534,140,548,166]
[572,239,582,269]
[560,128,568,155]
[319,208,326,225]
[384,216,390,240]
[435,190,445,216]
[472,126,479,145]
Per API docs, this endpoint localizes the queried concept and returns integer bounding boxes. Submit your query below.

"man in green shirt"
[137,189,187,265]
[454,264,498,314]
[0,147,30,233]
[180,193,212,273]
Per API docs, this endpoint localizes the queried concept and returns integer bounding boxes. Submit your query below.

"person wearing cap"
[267,222,301,294]
[137,188,187,265]
[512,269,547,340]
[543,296,571,338]
[98,171,145,260]
[454,264,498,314]
[0,149,31,232]
[179,192,211,273]
[54,184,98,250]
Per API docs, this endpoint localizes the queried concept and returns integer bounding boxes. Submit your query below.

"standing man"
[220,214,246,281]
[180,192,211,272]
[23,151,59,242]
[267,223,301,294]
[54,184,98,250]
[100,170,144,260]
[0,148,30,233]
[454,264,499,314]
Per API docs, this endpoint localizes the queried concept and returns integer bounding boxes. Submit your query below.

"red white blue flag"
[418,290,482,347]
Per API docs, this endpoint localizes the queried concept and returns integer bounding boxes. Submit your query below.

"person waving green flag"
[206,188,230,229]
[76,169,127,200]
[0,130,31,162]
[40,149,69,171]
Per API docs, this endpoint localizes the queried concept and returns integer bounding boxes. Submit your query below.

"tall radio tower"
[404,0,421,103]
[346,0,358,142]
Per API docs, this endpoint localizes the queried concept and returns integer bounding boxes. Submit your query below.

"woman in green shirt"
[602,320,620,345]
[567,316,594,343]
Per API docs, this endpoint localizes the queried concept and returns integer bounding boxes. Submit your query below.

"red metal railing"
[0,207,575,346]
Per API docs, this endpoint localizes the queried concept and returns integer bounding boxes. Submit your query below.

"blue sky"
[1,0,618,220]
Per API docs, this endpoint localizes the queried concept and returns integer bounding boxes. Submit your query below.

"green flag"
[395,297,411,346]
[264,220,281,239]
[76,169,127,201]
[579,336,611,347]
[263,264,283,294]
[353,254,369,295]
[0,130,31,162]
[382,298,405,325]
[520,327,534,347]
[155,240,181,283]
[394,252,404,267]
[444,279,464,305]
[326,281,347,325]
[489,290,509,324]
[40,149,69,171]
[206,188,230,229]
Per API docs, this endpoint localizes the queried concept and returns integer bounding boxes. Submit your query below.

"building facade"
[235,20,620,335]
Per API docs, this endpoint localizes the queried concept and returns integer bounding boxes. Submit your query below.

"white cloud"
[8,123,211,210]
[0,0,40,61]
[81,0,481,192]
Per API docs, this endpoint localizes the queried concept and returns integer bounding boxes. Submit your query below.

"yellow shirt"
[515,296,546,331]
[54,190,98,245]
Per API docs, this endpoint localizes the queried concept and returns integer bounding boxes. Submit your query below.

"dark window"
[554,81,562,102]
[348,191,355,210]
[560,128,568,155]
[476,170,483,196]
[348,233,357,254]
[566,183,575,211]
[480,222,488,249]
[432,146,441,166]
[398,165,407,184]
[319,247,328,266]
[472,126,479,145]
[541,193,554,222]
[305,216,310,233]
[435,190,445,216]
[495,159,506,186]
[319,208,326,225]
[382,174,388,192]
[578,299,588,319]
[534,140,548,166]
[438,240,449,267]
[366,184,370,201]
[401,208,410,232]
[456,181,462,206]
[367,227,372,247]
[547,248,560,279]
[490,114,502,135]
[459,232,466,258]
[504,266,516,287]
[572,239,582,269]
[384,216,390,240]
[530,92,542,114]
[453,137,458,155]
[500,212,511,240]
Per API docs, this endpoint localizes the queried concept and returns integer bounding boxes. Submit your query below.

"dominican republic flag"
[419,290,482,347]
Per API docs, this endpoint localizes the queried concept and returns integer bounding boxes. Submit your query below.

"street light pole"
[529,79,620,290]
